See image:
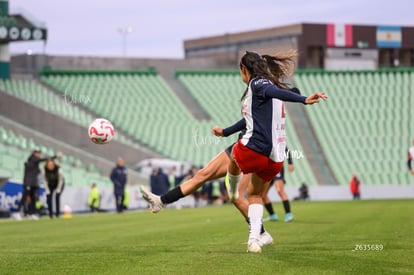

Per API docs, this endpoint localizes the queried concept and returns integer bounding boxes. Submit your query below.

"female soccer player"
[226,51,327,253]
[141,51,326,251]
[140,121,274,247]
[140,95,307,247]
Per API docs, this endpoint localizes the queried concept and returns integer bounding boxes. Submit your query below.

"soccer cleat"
[247,240,262,253]
[224,175,239,201]
[139,185,164,213]
[258,231,274,247]
[12,212,22,221]
[285,212,294,222]
[263,213,279,222]
[29,214,39,220]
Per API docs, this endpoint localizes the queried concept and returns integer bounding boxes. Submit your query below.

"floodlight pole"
[118,26,132,57]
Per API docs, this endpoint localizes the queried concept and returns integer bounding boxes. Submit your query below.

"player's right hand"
[305,92,328,104]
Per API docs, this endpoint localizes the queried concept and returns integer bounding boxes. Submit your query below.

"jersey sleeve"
[263,85,307,103]
[252,78,307,103]
[222,119,246,137]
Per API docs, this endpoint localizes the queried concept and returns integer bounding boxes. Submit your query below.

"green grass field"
[1,199,413,274]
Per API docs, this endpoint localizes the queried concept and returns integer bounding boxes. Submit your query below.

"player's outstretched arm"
[305,92,328,104]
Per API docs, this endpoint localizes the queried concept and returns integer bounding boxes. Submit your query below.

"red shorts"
[232,141,283,182]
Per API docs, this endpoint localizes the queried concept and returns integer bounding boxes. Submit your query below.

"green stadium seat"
[295,70,414,186]
[0,79,138,148]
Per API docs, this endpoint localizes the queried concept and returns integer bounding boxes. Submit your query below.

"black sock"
[160,187,184,204]
[246,218,265,234]
[264,203,274,215]
[283,200,291,213]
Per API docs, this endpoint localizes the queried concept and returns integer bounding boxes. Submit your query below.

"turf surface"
[1,199,413,274]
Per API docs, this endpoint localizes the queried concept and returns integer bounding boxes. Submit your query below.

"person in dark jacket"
[42,158,64,218]
[110,158,128,213]
[294,182,309,201]
[149,168,170,196]
[16,150,62,219]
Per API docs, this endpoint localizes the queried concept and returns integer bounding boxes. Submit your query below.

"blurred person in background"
[190,166,203,207]
[110,157,128,213]
[294,182,309,201]
[13,150,62,220]
[350,173,361,200]
[88,183,100,212]
[149,167,170,196]
[262,147,295,222]
[407,138,414,175]
[123,188,130,210]
[167,167,177,190]
[204,179,225,205]
[42,158,64,218]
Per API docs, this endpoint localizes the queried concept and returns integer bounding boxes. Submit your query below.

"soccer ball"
[88,118,115,144]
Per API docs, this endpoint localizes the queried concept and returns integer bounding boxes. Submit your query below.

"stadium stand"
[0,125,112,186]
[41,70,229,167]
[36,68,413,187]
[294,69,414,186]
[0,79,138,147]
[38,69,319,186]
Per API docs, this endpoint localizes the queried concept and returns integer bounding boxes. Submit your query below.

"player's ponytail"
[262,51,297,90]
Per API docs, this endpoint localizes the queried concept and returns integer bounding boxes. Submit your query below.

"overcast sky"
[8,0,414,58]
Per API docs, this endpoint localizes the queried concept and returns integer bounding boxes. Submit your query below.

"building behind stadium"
[184,23,414,70]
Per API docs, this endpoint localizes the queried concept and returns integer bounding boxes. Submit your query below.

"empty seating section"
[0,126,111,186]
[178,72,318,186]
[178,73,245,126]
[13,69,407,186]
[0,79,93,123]
[294,70,414,185]
[41,73,225,166]
[0,79,137,146]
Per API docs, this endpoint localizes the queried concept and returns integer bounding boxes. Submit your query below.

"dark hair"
[240,50,297,100]
[44,158,58,171]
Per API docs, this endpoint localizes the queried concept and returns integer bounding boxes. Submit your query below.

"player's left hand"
[212,126,224,137]
[288,164,294,172]
[411,169,414,175]
[305,92,328,104]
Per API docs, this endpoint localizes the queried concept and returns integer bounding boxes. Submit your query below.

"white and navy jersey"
[240,77,307,162]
